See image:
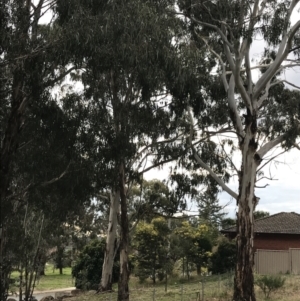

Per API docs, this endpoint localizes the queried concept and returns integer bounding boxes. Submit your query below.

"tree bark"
[233,110,259,301]
[118,162,130,301]
[99,191,120,292]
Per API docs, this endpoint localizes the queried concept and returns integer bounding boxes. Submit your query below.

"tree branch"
[41,162,71,186]
[254,19,300,99]
[256,135,287,158]
[187,107,238,200]
[228,75,244,142]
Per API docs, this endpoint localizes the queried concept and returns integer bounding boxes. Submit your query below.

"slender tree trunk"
[99,191,120,292]
[233,111,259,301]
[186,257,189,280]
[196,264,201,275]
[152,258,156,285]
[118,162,130,301]
[0,63,28,301]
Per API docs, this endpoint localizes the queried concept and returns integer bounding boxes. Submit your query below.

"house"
[221,212,300,274]
[221,212,300,251]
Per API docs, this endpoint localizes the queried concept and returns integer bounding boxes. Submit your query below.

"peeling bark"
[233,111,260,301]
[99,191,120,292]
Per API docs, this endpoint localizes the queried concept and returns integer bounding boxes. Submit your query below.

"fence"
[254,248,300,274]
[94,273,234,301]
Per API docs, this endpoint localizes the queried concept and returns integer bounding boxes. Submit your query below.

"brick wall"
[254,233,300,251]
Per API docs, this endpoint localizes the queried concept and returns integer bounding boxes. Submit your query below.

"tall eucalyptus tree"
[177,1,300,300]
[54,1,197,299]
[0,1,79,297]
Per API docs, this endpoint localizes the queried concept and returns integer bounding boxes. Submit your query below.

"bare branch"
[41,162,71,186]
[293,142,300,150]
[255,184,269,188]
[138,158,175,175]
[44,66,77,88]
[257,79,271,108]
[257,149,287,173]
[282,80,300,90]
[194,32,229,90]
[256,135,287,158]
[228,75,244,141]
[187,107,238,200]
[189,16,235,52]
[254,19,300,99]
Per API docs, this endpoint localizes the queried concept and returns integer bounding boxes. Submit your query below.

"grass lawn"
[10,266,300,300]
[35,265,74,291]
[64,274,300,301]
[10,264,74,292]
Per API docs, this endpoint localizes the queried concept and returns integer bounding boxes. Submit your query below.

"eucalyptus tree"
[1,89,94,301]
[54,1,196,299]
[128,179,186,224]
[133,217,171,284]
[176,1,300,300]
[0,1,79,297]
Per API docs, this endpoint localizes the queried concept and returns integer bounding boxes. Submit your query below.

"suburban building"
[221,212,300,274]
[221,212,300,251]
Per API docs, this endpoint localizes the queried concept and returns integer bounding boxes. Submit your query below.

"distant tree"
[211,239,236,274]
[133,218,171,284]
[128,179,185,225]
[174,221,213,278]
[221,218,236,230]
[196,188,226,227]
[254,211,270,220]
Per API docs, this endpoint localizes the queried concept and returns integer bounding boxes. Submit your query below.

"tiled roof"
[221,212,300,234]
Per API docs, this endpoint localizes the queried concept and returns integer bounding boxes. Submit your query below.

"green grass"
[63,274,300,301]
[10,264,74,292]
[35,265,73,291]
[9,267,300,300]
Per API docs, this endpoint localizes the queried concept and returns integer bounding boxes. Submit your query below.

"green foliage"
[221,218,236,230]
[254,211,270,220]
[72,239,119,290]
[133,218,171,283]
[129,179,187,225]
[210,239,236,274]
[196,189,226,227]
[173,220,213,276]
[255,275,285,299]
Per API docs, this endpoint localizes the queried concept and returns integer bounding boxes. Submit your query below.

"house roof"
[221,212,300,234]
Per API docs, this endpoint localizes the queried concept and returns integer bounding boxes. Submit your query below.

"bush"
[72,239,119,290]
[255,275,285,299]
[210,239,236,274]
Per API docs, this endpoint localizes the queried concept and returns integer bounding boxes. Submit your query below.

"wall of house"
[254,233,300,251]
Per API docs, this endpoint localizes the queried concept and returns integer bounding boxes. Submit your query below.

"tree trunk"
[186,258,189,280]
[99,191,120,292]
[233,111,259,301]
[152,259,156,285]
[0,69,28,301]
[118,162,130,301]
[196,264,201,275]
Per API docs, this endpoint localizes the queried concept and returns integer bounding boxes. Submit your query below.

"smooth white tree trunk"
[99,191,119,291]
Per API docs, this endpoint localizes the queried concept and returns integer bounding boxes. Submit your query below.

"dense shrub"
[210,239,236,274]
[72,239,119,290]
